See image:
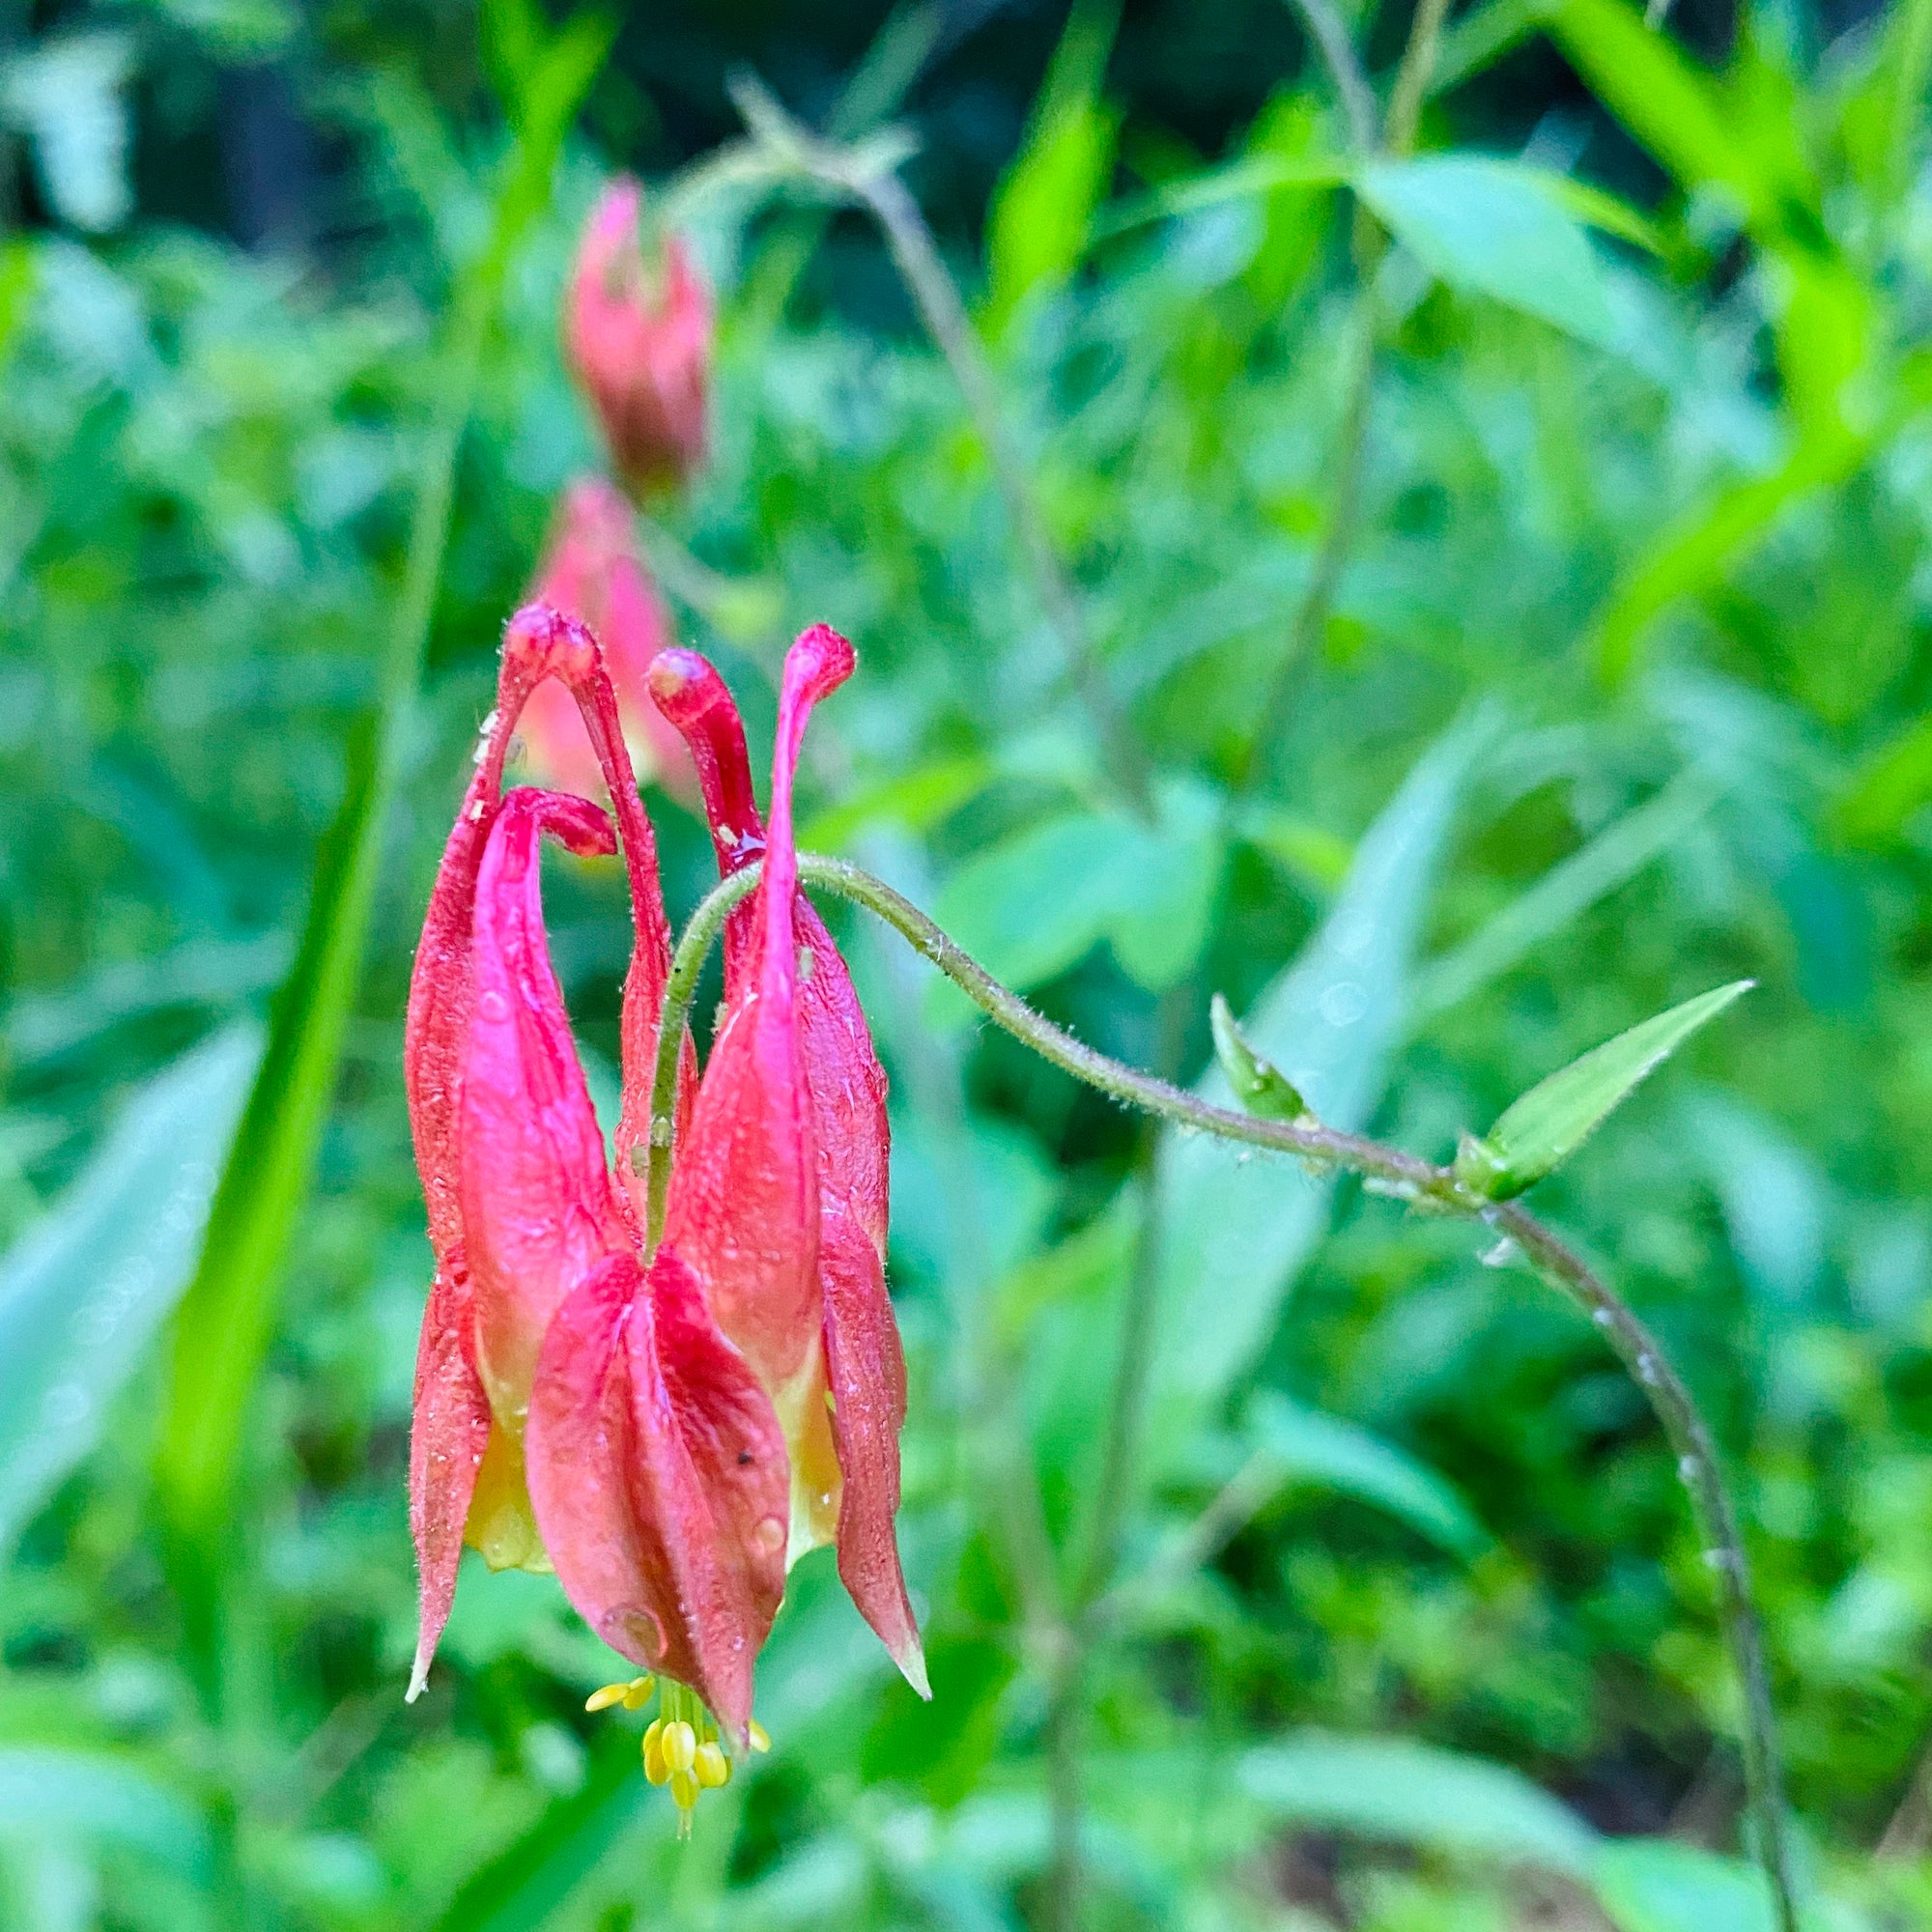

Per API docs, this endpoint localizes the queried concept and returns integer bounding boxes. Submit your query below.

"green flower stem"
[652,852,1799,1932]
[641,866,763,1253]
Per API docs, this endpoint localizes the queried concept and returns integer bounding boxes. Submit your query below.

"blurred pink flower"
[565,177,711,497]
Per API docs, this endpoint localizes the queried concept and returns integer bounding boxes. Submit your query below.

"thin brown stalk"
[726,76,1154,816]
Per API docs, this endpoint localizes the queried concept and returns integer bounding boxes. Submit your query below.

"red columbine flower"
[404,606,924,1829]
[648,637,926,1697]
[516,477,696,804]
[565,177,711,497]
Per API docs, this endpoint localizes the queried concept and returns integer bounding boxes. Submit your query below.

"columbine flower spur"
[404,604,926,1833]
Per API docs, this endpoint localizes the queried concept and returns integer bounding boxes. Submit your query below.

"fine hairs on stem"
[648,853,1802,1932]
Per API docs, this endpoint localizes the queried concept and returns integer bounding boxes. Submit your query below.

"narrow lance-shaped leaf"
[1355,156,1620,353]
[1455,980,1754,1201]
[1248,1390,1491,1562]
[1209,993,1308,1123]
[1240,1732,1598,1878]
[0,1025,260,1557]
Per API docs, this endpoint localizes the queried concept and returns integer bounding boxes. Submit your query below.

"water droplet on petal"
[752,1516,784,1555]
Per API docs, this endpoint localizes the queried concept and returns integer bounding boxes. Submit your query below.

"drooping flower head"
[515,477,696,804]
[564,177,711,497]
[404,608,924,1832]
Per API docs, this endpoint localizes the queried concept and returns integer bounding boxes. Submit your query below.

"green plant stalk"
[653,853,1800,1932]
[1282,0,1378,150]
[1243,0,1453,789]
[855,171,1152,817]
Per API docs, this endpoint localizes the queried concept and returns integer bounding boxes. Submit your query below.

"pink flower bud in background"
[565,177,712,497]
[516,477,697,803]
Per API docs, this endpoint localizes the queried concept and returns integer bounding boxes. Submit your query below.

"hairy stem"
[641,866,761,1251]
[1492,1205,1799,1932]
[652,855,1800,1932]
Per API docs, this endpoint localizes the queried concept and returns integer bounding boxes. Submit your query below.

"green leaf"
[798,753,992,852]
[430,1741,655,1932]
[0,1747,212,1880]
[932,812,1141,997]
[1457,980,1754,1200]
[1248,1391,1491,1559]
[1240,1732,1598,1875]
[1413,770,1719,1019]
[1590,431,1864,686]
[1150,712,1491,1438]
[981,0,1121,337]
[1543,0,1771,224]
[1833,708,1932,845]
[1593,1840,1776,1932]
[1356,156,1619,351]
[0,1025,261,1556]
[1209,994,1307,1122]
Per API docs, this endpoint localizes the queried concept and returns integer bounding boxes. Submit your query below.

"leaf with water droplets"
[1455,980,1754,1201]
[0,1024,262,1554]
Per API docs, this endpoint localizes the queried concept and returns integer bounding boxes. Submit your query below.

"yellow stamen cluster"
[584,1673,771,1835]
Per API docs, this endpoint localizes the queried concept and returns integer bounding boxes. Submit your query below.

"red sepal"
[526,1250,788,1743]
[407,1254,493,1701]
[459,786,628,1421]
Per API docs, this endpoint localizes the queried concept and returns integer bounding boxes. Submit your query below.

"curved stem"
[1281,0,1378,150]
[641,866,762,1251]
[653,854,1799,1932]
[1492,1205,1799,1932]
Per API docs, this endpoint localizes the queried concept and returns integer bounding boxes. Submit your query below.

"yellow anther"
[747,1719,771,1754]
[662,1719,696,1775]
[586,1673,655,1715]
[694,1741,730,1789]
[669,1768,699,1811]
[641,1719,668,1786]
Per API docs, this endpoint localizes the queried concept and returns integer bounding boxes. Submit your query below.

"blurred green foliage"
[6,0,1932,1927]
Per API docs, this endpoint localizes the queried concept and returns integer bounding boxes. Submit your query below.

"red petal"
[526,1250,788,1741]
[459,786,627,1421]
[646,647,765,884]
[405,627,558,1262]
[408,1254,493,1700]
[650,631,915,1674]
[820,1210,927,1694]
